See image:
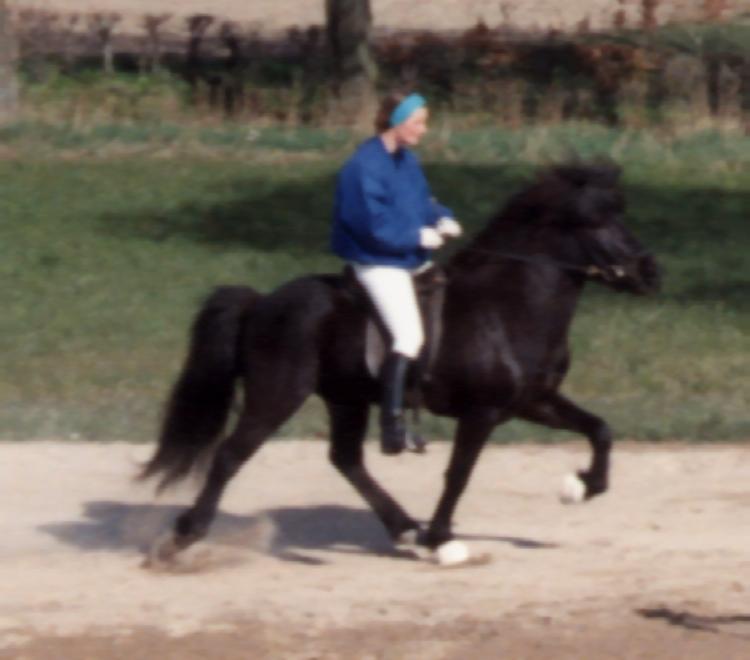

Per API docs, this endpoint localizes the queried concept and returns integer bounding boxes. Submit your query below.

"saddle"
[343,263,448,383]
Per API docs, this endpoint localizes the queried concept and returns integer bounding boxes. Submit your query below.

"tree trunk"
[325,0,378,130]
[705,55,722,116]
[738,57,750,135]
[0,0,19,123]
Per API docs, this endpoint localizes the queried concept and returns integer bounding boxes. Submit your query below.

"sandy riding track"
[3,439,750,659]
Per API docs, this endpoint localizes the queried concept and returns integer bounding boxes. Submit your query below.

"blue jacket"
[331,137,453,268]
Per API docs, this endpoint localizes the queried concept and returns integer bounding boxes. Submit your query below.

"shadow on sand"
[637,607,750,639]
[39,499,559,565]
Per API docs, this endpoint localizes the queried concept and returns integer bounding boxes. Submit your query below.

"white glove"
[436,216,463,238]
[419,226,445,250]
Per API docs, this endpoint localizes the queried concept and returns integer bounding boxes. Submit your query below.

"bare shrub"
[87,12,122,74]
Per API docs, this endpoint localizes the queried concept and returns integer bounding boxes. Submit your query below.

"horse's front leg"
[424,410,500,563]
[518,392,612,500]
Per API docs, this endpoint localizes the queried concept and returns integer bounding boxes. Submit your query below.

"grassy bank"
[0,122,748,442]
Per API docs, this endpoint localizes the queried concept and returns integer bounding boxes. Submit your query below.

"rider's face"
[395,107,429,147]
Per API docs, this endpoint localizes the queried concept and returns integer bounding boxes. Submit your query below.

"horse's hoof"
[143,531,182,569]
[393,528,421,548]
[434,540,470,566]
[432,541,492,568]
[559,472,586,504]
[393,527,432,560]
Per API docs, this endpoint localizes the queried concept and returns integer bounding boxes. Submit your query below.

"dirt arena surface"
[3,439,750,659]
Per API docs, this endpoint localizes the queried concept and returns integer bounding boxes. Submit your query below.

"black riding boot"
[380,352,411,455]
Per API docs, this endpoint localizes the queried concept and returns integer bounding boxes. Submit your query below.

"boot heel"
[381,411,407,454]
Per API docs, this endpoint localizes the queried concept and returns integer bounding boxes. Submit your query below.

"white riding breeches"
[351,263,425,359]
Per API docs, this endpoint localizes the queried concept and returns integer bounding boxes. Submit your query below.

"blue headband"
[389,93,426,127]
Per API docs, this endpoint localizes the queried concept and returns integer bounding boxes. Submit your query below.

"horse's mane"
[450,161,621,269]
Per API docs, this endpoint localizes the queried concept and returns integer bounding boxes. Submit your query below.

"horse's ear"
[561,160,623,189]
[549,163,589,188]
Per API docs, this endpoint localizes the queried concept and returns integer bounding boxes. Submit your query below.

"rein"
[455,242,652,283]
[456,246,611,279]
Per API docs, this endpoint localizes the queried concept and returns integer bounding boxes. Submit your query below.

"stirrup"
[405,430,427,454]
[380,416,428,455]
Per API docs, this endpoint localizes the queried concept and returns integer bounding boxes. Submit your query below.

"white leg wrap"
[559,473,587,504]
[434,540,470,566]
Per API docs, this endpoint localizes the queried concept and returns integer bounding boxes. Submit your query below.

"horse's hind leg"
[154,375,314,563]
[166,412,275,555]
[518,392,612,499]
[326,401,421,543]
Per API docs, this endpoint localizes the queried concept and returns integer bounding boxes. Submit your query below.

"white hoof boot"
[435,540,470,567]
[560,473,587,504]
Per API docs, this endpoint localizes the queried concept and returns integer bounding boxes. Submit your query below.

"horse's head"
[534,162,661,295]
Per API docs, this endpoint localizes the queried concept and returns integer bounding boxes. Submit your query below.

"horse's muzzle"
[600,253,661,294]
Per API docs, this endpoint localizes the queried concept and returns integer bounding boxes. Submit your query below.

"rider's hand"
[419,226,445,249]
[436,217,463,238]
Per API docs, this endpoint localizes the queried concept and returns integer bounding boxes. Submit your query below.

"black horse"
[141,161,661,565]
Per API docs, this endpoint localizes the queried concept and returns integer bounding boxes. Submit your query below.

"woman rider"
[330,91,462,455]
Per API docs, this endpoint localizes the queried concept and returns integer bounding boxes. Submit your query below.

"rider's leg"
[352,264,424,454]
[378,351,411,454]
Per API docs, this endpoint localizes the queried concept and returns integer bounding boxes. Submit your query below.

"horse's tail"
[139,285,262,491]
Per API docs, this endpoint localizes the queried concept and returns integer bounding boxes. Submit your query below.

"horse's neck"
[450,221,545,271]
[448,253,585,343]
